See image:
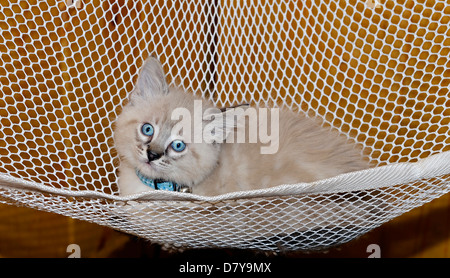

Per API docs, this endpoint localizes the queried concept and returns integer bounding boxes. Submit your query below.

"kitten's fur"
[114,57,369,196]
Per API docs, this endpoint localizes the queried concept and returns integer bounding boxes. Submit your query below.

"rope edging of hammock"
[0,151,449,203]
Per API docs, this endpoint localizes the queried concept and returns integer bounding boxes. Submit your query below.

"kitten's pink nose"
[147,150,162,161]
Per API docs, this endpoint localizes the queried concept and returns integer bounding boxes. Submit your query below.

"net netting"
[0,0,449,251]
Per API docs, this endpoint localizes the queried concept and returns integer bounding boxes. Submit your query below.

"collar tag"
[135,170,191,193]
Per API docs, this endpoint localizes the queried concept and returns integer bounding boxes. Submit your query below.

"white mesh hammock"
[0,0,449,251]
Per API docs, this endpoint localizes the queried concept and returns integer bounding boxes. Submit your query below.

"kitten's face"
[114,58,221,188]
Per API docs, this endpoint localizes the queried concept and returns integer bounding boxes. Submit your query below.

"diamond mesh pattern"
[0,0,449,251]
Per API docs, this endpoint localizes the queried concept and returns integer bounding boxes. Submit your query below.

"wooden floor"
[0,191,449,258]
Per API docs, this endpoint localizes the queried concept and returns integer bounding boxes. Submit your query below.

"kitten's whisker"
[135,145,147,159]
[155,164,169,170]
[154,161,170,170]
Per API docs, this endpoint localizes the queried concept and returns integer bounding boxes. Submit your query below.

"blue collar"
[135,169,191,193]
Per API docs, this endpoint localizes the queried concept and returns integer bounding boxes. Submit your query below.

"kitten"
[114,57,369,196]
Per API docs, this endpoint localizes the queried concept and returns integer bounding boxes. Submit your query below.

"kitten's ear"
[132,57,169,102]
[203,104,250,143]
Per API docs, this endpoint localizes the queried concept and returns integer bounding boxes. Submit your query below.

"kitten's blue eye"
[171,140,186,152]
[141,123,154,136]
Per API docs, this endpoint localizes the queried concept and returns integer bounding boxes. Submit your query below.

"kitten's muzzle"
[147,150,162,162]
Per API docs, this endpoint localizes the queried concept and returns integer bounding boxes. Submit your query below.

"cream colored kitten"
[114,57,369,196]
